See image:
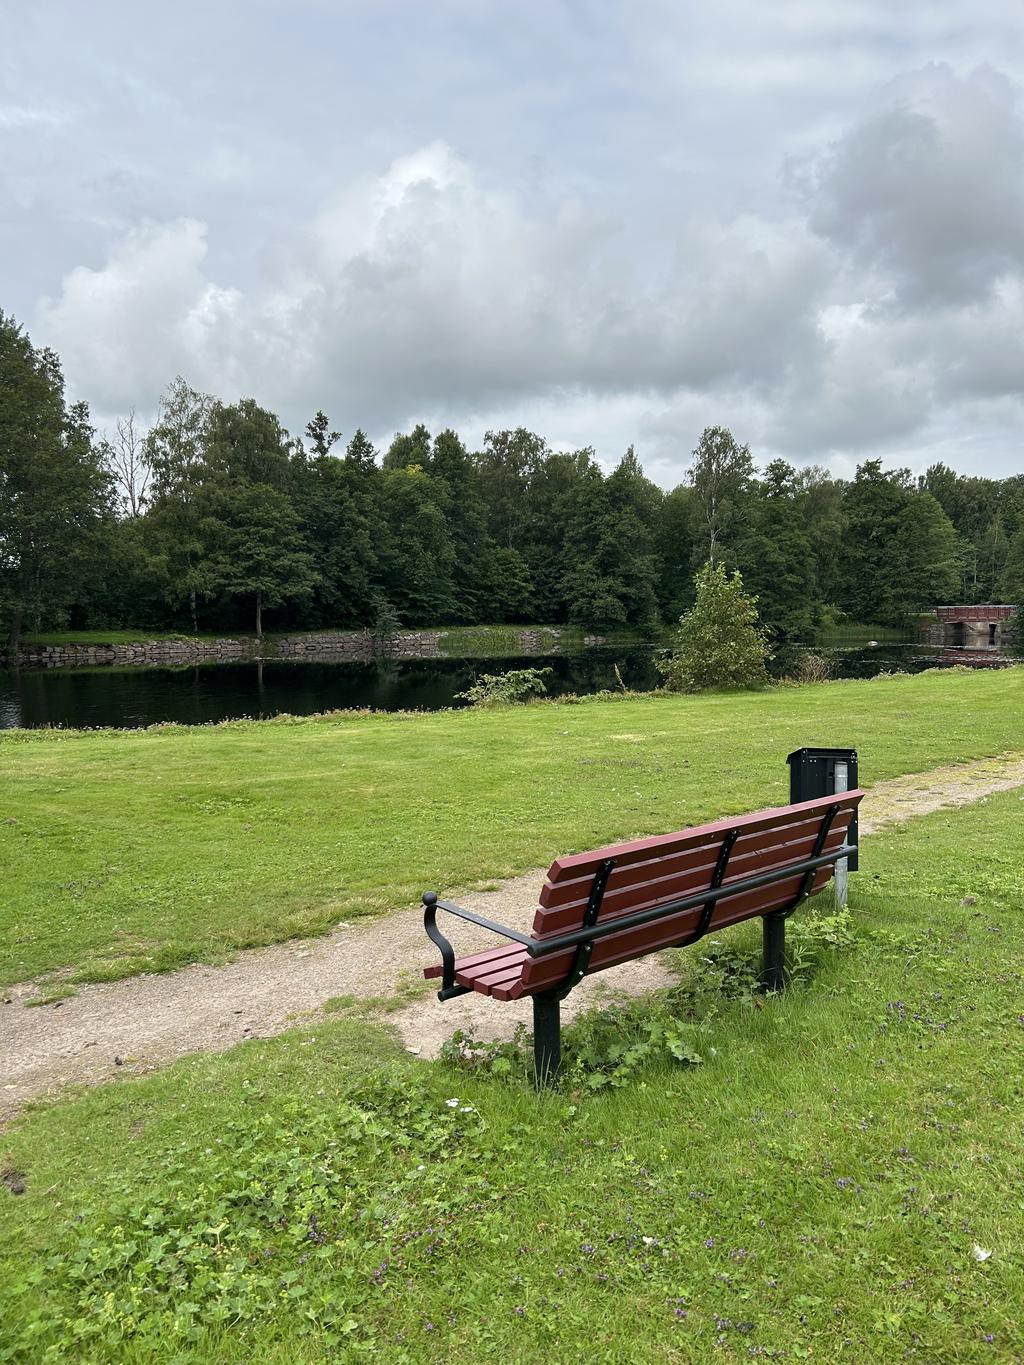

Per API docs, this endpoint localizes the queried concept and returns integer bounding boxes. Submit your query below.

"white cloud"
[37,220,243,408]
[0,104,66,130]
[16,18,1024,482]
[38,142,831,448]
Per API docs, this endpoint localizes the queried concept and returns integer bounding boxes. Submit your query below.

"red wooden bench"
[422,787,863,1082]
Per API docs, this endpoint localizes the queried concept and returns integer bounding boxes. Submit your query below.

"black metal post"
[532,994,562,1086]
[761,912,786,992]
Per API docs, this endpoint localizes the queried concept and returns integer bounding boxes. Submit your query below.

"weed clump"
[442,909,855,1090]
[456,666,553,706]
[1,1075,486,1358]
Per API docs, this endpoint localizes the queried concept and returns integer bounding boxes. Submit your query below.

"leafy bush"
[788,650,833,684]
[658,562,772,693]
[456,666,553,707]
[786,908,855,980]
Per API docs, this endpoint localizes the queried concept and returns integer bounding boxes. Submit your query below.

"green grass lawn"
[1,784,1022,1361]
[18,631,233,647]
[2,667,1023,988]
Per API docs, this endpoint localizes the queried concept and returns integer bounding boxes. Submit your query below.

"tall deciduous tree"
[383,423,432,471]
[838,461,959,624]
[477,427,547,551]
[377,466,458,623]
[688,426,753,566]
[430,427,522,623]
[204,398,293,490]
[518,446,593,621]
[141,378,216,632]
[208,483,318,638]
[101,410,152,518]
[294,445,377,627]
[560,449,662,628]
[0,313,113,649]
[793,466,846,611]
[735,461,820,640]
[655,485,696,621]
[998,524,1024,603]
[145,377,213,499]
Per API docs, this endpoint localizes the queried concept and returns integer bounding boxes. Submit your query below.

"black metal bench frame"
[423,803,856,1084]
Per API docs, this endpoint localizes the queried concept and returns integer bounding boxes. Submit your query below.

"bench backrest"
[517,791,862,996]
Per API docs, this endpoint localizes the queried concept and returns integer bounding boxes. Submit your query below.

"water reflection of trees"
[0,643,961,731]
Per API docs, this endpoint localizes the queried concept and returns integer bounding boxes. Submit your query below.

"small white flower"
[416,1165,425,1172]
[459,1105,475,1113]
[445,1098,460,1108]
[642,1236,656,1246]
[973,1246,993,1262]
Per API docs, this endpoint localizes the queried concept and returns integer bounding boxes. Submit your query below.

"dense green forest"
[3,311,1023,649]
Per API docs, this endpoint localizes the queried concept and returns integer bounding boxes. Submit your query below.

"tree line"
[3,310,1023,651]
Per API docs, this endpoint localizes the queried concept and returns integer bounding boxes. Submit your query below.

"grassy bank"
[812,623,917,645]
[15,623,659,656]
[1,669,1022,989]
[17,630,230,648]
[1,787,1022,1361]
[437,623,660,657]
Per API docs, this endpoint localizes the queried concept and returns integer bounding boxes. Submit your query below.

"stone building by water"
[926,604,1018,666]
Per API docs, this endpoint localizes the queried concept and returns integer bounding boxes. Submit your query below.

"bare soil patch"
[4,751,1023,1123]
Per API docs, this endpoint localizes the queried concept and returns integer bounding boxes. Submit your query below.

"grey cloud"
[768,333,936,455]
[9,5,1024,481]
[803,65,1024,307]
[37,143,832,437]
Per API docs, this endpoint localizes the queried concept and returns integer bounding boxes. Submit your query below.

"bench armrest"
[421,892,533,1000]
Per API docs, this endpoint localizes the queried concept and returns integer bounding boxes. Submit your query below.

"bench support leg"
[761,913,786,993]
[532,994,562,1087]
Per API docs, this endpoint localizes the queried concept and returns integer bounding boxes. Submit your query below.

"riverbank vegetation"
[2,782,1022,1360]
[3,667,1023,990]
[19,623,649,654]
[19,630,227,648]
[658,563,772,692]
[4,314,1024,653]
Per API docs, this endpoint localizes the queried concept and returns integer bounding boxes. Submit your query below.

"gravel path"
[4,751,1024,1123]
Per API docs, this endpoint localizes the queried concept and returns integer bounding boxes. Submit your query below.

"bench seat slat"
[423,941,526,980]
[459,954,529,1000]
[421,943,531,997]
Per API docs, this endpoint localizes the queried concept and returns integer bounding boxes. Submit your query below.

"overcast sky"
[3,2,1024,486]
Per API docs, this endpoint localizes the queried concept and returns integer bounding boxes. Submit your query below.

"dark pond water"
[0,643,946,730]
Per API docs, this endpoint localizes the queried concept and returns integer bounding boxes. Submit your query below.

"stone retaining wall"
[14,638,259,669]
[275,630,445,660]
[13,626,598,669]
